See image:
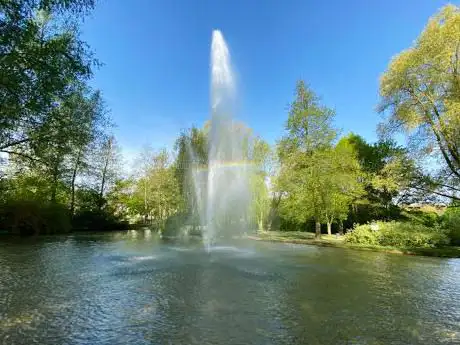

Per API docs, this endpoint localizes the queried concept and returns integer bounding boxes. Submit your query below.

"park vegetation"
[0,2,459,254]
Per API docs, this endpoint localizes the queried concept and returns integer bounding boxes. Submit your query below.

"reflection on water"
[0,231,459,345]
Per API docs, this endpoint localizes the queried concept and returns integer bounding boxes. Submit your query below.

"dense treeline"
[0,2,459,249]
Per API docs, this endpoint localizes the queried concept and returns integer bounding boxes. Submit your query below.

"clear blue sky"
[81,0,451,161]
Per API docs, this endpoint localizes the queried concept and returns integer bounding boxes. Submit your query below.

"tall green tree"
[322,141,364,235]
[92,135,121,208]
[379,4,460,198]
[0,1,96,156]
[278,80,336,161]
[277,80,337,238]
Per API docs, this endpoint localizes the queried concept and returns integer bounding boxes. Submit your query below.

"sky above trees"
[80,0,451,164]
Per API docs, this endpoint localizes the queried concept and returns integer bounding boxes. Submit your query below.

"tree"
[378,5,460,197]
[322,141,364,235]
[278,81,336,167]
[106,178,136,219]
[277,81,337,238]
[131,149,182,229]
[5,86,107,204]
[93,135,121,208]
[68,89,108,214]
[250,138,272,231]
[173,126,208,220]
[339,134,411,219]
[149,150,182,229]
[0,2,96,156]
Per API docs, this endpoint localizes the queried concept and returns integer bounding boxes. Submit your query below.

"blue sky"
[81,0,451,162]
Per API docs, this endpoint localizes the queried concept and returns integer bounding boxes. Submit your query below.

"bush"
[72,209,128,231]
[163,213,188,237]
[163,213,203,237]
[0,200,71,235]
[41,203,71,234]
[442,206,460,245]
[400,209,440,227]
[344,221,450,248]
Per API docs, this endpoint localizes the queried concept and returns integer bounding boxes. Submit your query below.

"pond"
[0,231,459,345]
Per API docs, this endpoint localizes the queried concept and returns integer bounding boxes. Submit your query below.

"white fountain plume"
[188,29,253,251]
[210,30,234,111]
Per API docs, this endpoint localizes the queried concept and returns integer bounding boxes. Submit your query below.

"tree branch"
[0,138,31,150]
[408,184,460,202]
[0,150,40,163]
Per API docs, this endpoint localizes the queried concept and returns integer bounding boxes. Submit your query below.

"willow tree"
[173,126,208,222]
[378,5,460,198]
[250,138,272,231]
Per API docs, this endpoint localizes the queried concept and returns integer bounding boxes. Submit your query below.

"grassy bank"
[249,231,460,258]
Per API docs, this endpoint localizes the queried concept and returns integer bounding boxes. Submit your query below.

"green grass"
[249,231,460,258]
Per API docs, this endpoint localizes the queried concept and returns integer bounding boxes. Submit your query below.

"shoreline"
[248,232,460,258]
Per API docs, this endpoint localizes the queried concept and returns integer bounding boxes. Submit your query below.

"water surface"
[0,231,459,344]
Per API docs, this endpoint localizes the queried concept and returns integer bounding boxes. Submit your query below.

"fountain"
[189,30,253,251]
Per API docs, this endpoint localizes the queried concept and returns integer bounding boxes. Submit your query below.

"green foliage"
[278,80,336,161]
[70,187,128,231]
[0,199,71,235]
[339,133,409,207]
[277,81,337,231]
[42,203,72,234]
[129,149,182,228]
[249,138,272,230]
[173,127,208,216]
[345,221,450,248]
[277,85,364,237]
[400,209,440,227]
[0,1,97,154]
[379,4,460,187]
[72,209,127,231]
[163,213,190,237]
[442,205,460,245]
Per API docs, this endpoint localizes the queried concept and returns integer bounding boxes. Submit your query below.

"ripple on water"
[0,234,459,345]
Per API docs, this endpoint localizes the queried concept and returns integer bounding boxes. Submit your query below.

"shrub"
[163,213,188,237]
[344,221,449,248]
[0,199,71,235]
[41,203,71,234]
[344,223,380,246]
[72,209,128,231]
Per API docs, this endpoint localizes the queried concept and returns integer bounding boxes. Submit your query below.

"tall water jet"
[190,30,253,250]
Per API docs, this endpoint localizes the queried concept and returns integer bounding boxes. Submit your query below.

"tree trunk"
[99,158,109,202]
[258,211,264,232]
[315,221,321,239]
[70,149,82,215]
[327,222,332,236]
[50,163,59,203]
[339,220,344,235]
[99,137,113,208]
[143,181,147,223]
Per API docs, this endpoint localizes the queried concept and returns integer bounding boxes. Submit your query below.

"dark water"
[0,231,459,345]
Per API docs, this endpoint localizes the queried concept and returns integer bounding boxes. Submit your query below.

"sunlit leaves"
[379,4,460,180]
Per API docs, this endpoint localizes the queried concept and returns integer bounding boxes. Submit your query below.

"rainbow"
[190,160,255,172]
